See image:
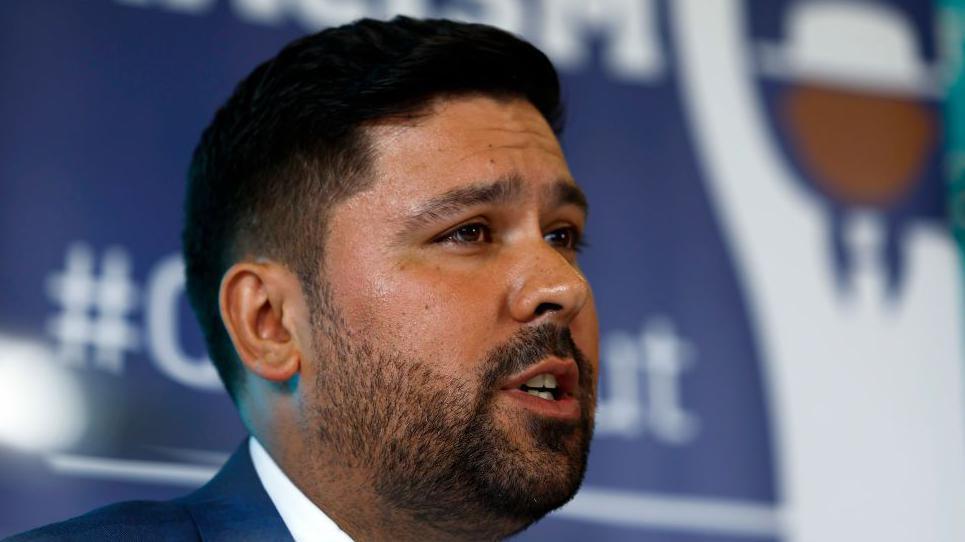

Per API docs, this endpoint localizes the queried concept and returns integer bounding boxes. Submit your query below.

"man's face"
[300,96,599,536]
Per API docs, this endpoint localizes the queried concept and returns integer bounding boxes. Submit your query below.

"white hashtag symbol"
[46,243,141,373]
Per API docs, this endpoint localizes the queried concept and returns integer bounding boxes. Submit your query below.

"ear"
[219,261,303,383]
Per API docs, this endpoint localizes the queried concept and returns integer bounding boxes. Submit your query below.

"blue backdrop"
[2,1,963,540]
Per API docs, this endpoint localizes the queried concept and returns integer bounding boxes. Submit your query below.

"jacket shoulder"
[4,500,199,542]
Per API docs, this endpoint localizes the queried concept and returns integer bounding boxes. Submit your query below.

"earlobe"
[219,262,302,383]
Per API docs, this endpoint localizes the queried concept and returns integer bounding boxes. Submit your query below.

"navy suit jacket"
[5,441,294,541]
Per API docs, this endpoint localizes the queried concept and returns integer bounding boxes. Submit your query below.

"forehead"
[362,96,573,205]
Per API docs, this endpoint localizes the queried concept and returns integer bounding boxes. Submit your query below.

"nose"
[506,241,590,325]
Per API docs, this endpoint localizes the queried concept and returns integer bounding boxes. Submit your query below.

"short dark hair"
[182,16,564,403]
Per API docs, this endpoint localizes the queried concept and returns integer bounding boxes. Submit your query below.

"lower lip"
[499,389,581,420]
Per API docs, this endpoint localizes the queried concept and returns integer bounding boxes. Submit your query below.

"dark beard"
[308,288,595,539]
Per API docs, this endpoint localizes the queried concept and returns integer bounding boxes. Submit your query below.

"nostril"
[534,302,562,316]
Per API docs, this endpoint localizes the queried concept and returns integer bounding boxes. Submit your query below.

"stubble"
[305,283,596,539]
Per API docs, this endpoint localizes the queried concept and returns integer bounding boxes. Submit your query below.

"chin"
[472,413,593,525]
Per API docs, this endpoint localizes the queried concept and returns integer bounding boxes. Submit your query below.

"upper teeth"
[525,374,557,389]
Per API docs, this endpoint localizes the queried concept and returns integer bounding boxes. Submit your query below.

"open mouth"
[518,373,563,401]
[503,357,578,399]
[499,358,581,419]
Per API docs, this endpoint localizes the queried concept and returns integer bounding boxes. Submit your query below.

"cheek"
[337,263,505,374]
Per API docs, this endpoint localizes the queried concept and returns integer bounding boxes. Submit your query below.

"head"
[183,17,599,540]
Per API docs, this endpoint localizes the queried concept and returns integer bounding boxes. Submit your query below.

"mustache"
[481,323,588,389]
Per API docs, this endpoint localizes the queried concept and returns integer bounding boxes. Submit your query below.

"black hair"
[182,16,564,403]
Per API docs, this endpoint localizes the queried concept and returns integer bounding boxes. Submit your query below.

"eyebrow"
[400,175,589,234]
[402,175,525,231]
[548,180,589,217]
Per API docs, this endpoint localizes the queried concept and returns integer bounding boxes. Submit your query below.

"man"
[9,16,598,541]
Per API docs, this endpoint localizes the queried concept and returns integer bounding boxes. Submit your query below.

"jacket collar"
[177,439,293,542]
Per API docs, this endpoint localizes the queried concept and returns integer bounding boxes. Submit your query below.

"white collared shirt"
[249,437,355,542]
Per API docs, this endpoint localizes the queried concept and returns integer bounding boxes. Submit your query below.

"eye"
[436,222,492,245]
[544,226,585,252]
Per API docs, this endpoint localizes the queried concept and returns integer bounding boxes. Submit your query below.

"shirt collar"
[249,436,354,542]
